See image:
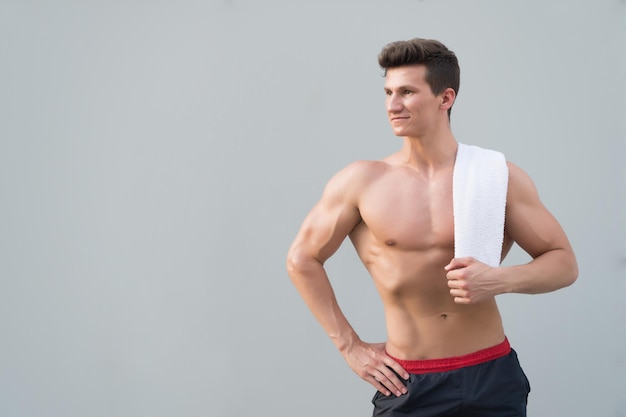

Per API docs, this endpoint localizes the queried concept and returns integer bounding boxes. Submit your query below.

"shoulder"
[506,161,541,205]
[315,159,390,208]
[325,159,389,191]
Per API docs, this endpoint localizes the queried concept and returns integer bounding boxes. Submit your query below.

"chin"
[392,128,407,137]
[393,128,414,138]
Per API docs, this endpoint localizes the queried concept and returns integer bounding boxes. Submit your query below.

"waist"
[387,337,511,374]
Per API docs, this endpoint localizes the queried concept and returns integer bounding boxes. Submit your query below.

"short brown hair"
[378,38,460,117]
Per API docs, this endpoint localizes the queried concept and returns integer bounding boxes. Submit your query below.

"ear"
[439,88,456,111]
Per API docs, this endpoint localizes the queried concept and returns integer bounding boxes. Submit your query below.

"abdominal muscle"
[352,234,505,361]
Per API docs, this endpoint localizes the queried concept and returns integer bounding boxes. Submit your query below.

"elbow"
[285,250,300,280]
[286,247,315,281]
[563,254,579,288]
[567,263,579,287]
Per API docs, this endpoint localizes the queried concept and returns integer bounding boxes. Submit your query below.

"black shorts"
[372,349,531,417]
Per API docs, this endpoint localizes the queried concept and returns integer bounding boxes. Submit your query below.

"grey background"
[1,1,624,416]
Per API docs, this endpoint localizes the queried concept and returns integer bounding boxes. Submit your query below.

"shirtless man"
[286,38,578,416]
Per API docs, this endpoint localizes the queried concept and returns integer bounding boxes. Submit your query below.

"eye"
[384,90,392,96]
[403,89,414,95]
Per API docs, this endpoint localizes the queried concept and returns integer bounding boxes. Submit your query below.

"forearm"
[500,247,578,295]
[287,255,360,352]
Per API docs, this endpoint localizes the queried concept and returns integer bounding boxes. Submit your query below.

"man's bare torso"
[348,158,505,360]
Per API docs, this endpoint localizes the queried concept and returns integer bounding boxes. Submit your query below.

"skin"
[286,64,578,398]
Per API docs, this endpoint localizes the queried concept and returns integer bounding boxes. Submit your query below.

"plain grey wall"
[1,1,624,416]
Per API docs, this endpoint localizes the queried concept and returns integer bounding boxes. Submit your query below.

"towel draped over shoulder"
[453,143,509,267]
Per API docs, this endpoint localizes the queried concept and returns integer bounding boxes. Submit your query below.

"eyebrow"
[384,84,419,91]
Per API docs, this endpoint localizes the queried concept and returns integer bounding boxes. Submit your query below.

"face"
[384,65,447,138]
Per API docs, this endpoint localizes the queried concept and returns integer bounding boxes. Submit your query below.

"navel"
[440,313,448,319]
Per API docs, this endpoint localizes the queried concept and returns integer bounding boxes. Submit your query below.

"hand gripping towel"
[453,143,509,267]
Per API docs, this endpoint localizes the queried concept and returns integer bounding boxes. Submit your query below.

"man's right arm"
[286,162,409,397]
[286,164,362,349]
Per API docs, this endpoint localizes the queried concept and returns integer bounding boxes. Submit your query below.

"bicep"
[504,163,572,259]
[290,179,362,264]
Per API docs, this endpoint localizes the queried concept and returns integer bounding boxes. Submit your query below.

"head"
[378,38,460,118]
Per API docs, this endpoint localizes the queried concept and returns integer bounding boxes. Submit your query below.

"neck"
[399,133,458,173]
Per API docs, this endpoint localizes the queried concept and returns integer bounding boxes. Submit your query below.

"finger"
[449,288,468,298]
[443,259,455,271]
[446,267,466,281]
[378,368,408,396]
[448,279,468,290]
[386,360,410,381]
[449,287,471,303]
[372,371,405,397]
[369,375,392,397]
[444,257,466,271]
[378,357,409,394]
[454,296,471,304]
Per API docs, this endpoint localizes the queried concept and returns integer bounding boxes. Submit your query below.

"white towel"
[453,143,509,267]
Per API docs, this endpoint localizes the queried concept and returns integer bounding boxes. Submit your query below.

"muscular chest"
[357,171,454,250]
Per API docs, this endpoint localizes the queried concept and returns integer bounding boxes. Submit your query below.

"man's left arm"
[445,161,578,303]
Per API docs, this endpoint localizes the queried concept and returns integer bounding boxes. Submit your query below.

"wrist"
[496,265,516,294]
[333,330,361,353]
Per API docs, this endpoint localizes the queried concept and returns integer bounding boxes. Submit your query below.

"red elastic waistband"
[389,337,511,374]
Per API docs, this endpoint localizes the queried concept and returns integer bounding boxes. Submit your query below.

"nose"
[386,93,403,113]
